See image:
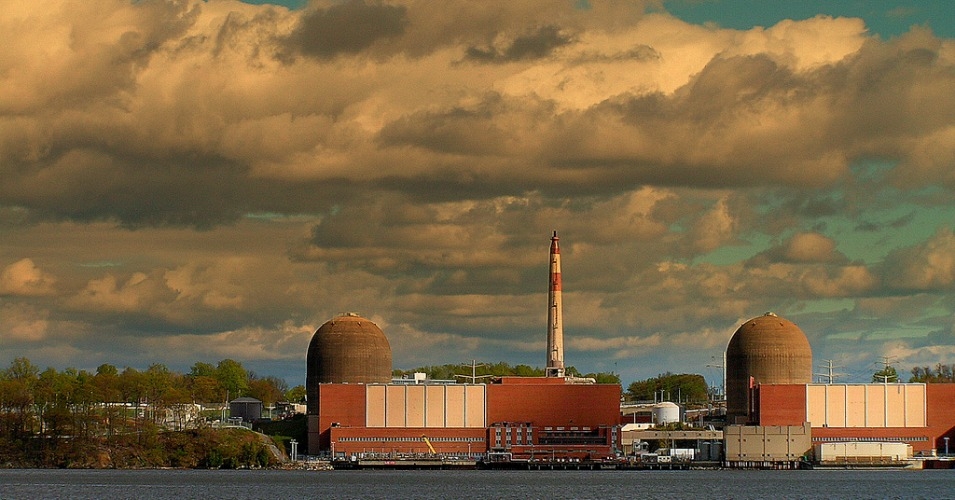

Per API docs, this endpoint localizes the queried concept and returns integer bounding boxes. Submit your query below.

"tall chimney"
[546,231,565,377]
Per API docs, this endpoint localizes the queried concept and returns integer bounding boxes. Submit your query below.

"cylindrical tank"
[725,312,812,422]
[306,313,392,415]
[653,402,681,425]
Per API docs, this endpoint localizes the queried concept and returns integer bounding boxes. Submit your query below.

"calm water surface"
[1,468,953,499]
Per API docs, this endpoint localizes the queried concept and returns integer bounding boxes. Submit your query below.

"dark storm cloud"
[464,25,574,63]
[570,44,660,64]
[282,0,408,59]
[0,146,363,228]
[1,150,250,228]
[8,6,955,230]
[377,93,533,155]
[7,2,955,384]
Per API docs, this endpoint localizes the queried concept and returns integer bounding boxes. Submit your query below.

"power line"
[454,360,493,384]
[873,356,899,383]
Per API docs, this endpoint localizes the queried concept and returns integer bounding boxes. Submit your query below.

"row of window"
[494,427,533,447]
[494,428,533,436]
[494,437,529,446]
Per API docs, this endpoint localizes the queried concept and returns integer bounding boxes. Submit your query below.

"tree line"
[0,357,292,468]
[393,362,622,385]
[625,372,710,403]
[908,364,955,383]
[871,363,955,383]
[395,364,711,403]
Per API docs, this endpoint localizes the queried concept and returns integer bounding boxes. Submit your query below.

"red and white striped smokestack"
[546,231,565,377]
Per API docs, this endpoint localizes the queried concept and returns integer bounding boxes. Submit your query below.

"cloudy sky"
[3,0,954,389]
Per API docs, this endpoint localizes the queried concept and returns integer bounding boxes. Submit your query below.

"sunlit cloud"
[1,1,954,385]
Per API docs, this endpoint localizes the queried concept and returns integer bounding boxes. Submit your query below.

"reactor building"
[723,313,955,463]
[725,312,813,423]
[304,232,623,458]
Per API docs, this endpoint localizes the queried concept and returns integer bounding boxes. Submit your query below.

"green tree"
[909,364,955,383]
[872,365,899,383]
[513,364,543,377]
[94,366,123,441]
[285,385,306,403]
[118,366,145,403]
[5,357,39,383]
[143,364,174,423]
[190,362,217,378]
[248,377,285,406]
[584,371,621,385]
[187,375,224,403]
[627,372,709,403]
[96,364,119,377]
[94,365,122,401]
[0,359,37,440]
[216,359,249,399]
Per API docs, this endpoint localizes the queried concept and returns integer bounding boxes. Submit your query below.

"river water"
[1,468,952,499]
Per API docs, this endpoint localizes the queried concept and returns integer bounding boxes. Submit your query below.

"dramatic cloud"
[883,228,955,291]
[465,25,574,62]
[282,0,408,59]
[2,0,955,385]
[0,259,57,297]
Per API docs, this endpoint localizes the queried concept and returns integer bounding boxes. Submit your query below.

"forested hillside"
[0,357,293,468]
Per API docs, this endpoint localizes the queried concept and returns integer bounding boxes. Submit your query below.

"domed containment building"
[725,312,812,423]
[306,313,392,386]
[307,313,393,454]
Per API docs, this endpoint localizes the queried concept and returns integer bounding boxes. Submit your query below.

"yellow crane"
[421,435,437,455]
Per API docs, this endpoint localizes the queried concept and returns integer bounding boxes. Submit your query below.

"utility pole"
[455,360,493,384]
[814,360,845,384]
[706,355,725,402]
[874,356,898,384]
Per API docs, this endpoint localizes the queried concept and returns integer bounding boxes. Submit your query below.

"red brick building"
[308,376,622,458]
[754,383,955,455]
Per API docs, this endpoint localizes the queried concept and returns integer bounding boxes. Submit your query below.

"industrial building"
[725,312,813,423]
[309,375,621,459]
[724,312,955,464]
[304,310,622,459]
[753,382,955,456]
[305,233,623,461]
[302,233,955,467]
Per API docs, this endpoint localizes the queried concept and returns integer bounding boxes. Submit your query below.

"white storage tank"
[652,402,680,425]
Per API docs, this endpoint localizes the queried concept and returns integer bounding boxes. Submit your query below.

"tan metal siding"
[386,385,406,427]
[465,385,486,427]
[904,384,926,427]
[425,385,446,427]
[445,385,465,427]
[366,385,386,427]
[806,383,926,428]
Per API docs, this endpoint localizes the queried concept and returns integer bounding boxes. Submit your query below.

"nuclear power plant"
[725,313,813,422]
[303,232,955,469]
[304,232,621,462]
[306,313,392,385]
[717,311,955,467]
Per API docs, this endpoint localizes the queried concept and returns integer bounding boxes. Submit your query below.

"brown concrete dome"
[725,312,812,422]
[306,314,392,413]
